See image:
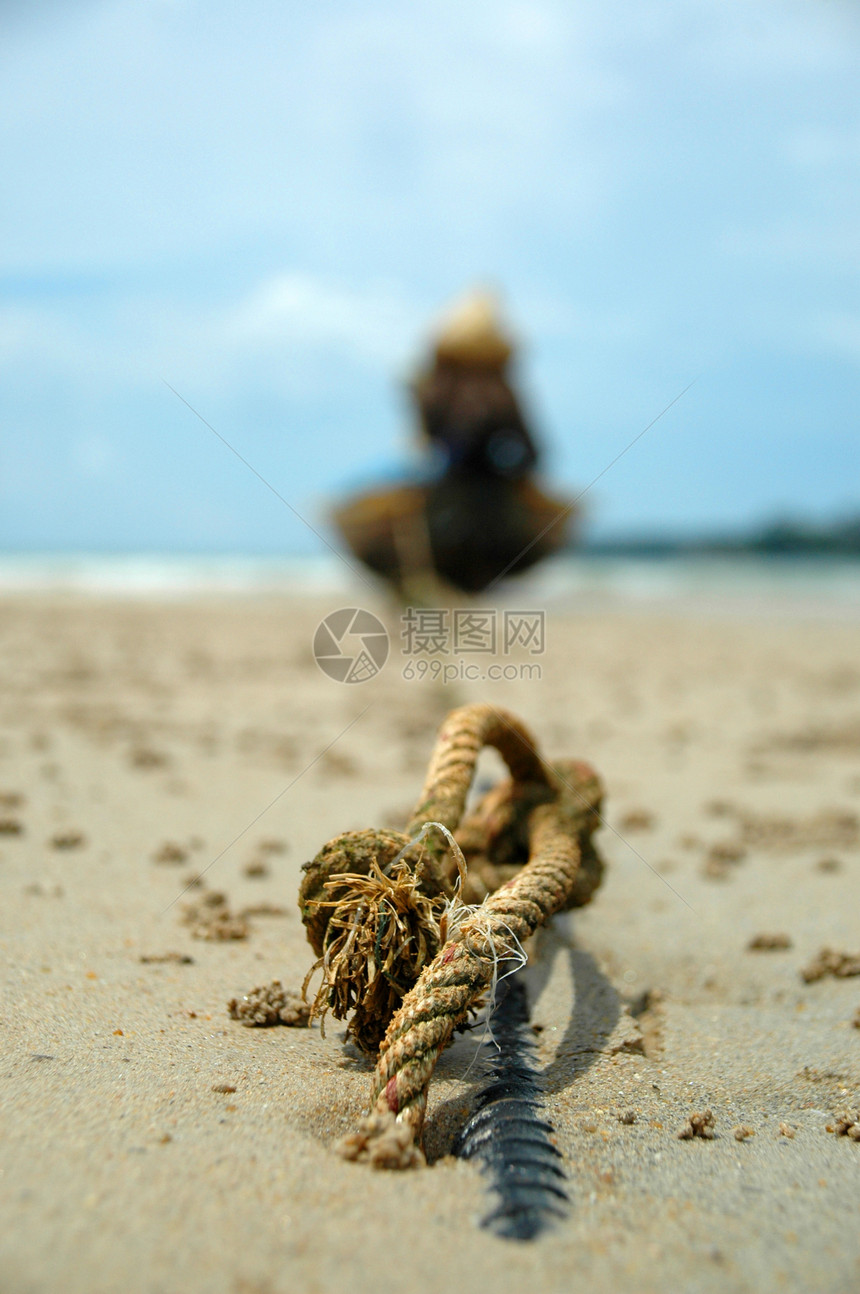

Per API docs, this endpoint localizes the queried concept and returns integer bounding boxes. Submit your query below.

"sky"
[1,0,858,555]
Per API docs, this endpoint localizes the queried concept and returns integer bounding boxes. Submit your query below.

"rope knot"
[297,704,606,1148]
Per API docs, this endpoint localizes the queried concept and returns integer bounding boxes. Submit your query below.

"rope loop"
[297,703,606,1154]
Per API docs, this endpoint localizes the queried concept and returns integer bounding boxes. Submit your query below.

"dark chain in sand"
[299,702,605,1162]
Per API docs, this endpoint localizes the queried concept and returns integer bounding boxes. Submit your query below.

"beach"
[1,574,859,1294]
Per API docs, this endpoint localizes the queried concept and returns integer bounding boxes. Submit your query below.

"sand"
[1,588,859,1294]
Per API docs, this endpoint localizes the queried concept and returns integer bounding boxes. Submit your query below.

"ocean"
[0,551,858,620]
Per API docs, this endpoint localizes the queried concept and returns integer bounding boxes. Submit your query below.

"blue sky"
[1,0,858,554]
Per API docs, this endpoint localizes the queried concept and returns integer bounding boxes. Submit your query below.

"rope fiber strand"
[297,703,606,1164]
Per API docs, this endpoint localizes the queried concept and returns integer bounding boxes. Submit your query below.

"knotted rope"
[298,703,605,1159]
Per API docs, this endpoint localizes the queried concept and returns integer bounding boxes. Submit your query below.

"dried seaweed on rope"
[302,857,447,1052]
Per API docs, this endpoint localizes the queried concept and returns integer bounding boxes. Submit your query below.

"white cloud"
[227,274,422,366]
[635,0,860,77]
[72,434,117,479]
[0,270,429,411]
[0,0,627,275]
[0,302,96,374]
[812,310,860,361]
[718,216,860,272]
[785,125,860,170]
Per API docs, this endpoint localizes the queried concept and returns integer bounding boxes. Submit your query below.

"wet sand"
[1,590,859,1293]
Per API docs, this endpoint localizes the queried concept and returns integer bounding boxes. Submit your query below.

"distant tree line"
[580,513,860,558]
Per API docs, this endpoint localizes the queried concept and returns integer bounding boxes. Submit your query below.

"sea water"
[0,551,858,620]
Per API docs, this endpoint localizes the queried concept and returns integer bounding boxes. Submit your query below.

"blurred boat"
[333,476,573,595]
[332,291,575,596]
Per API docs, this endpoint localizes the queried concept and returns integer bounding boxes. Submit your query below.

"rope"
[405,705,551,841]
[370,800,582,1138]
[297,703,605,1161]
